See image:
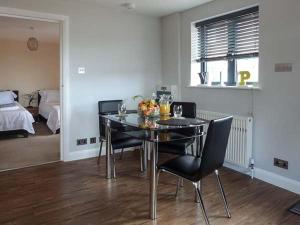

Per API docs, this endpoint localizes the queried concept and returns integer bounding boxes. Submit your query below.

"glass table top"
[101,113,210,142]
[101,113,209,131]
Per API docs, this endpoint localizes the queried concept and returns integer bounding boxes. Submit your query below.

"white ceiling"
[0,0,213,42]
[0,16,60,43]
[65,0,214,17]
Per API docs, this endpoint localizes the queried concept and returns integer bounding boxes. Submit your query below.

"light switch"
[275,63,293,72]
[78,67,86,74]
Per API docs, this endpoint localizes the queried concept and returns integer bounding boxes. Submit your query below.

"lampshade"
[27,37,39,51]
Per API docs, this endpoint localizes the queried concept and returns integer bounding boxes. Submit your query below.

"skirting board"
[254,168,300,195]
[217,162,300,195]
[64,147,99,162]
[223,161,251,175]
[64,146,136,162]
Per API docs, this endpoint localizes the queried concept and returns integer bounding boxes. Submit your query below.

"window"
[191,6,259,87]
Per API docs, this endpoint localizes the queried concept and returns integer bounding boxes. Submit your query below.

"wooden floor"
[0,151,299,225]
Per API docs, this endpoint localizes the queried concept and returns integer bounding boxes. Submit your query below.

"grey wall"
[161,13,181,98]
[161,0,300,181]
[0,0,161,155]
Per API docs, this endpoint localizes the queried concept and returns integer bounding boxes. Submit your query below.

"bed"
[38,90,60,134]
[0,90,35,137]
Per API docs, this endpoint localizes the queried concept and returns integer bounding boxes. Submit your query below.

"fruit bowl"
[138,100,160,118]
[138,117,159,129]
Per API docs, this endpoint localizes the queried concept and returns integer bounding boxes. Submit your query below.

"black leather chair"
[97,100,143,176]
[158,101,197,156]
[157,116,233,225]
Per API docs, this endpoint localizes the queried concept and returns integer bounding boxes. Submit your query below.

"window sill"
[187,84,261,90]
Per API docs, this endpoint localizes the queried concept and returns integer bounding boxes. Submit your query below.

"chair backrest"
[98,100,122,139]
[98,100,122,115]
[171,101,196,118]
[170,102,197,136]
[197,116,233,179]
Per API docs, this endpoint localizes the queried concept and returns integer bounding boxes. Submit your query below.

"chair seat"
[158,155,201,182]
[111,131,132,142]
[158,138,194,155]
[112,137,143,150]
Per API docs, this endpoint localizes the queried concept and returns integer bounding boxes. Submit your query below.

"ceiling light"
[27,27,38,51]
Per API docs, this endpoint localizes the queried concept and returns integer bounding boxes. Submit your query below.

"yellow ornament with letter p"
[239,71,251,86]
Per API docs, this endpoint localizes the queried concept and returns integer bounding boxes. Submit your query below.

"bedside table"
[26,106,39,122]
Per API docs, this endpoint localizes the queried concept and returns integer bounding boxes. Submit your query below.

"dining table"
[100,113,210,220]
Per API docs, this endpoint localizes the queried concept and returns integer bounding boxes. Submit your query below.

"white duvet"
[0,102,35,134]
[39,102,60,134]
[47,104,60,134]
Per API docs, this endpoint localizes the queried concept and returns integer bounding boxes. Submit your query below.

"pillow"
[39,90,47,103]
[46,90,60,103]
[0,91,17,105]
[39,90,59,103]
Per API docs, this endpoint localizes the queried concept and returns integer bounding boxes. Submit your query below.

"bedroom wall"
[0,39,60,106]
[161,0,300,192]
[0,0,162,158]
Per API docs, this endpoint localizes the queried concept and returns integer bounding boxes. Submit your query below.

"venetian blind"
[192,6,259,62]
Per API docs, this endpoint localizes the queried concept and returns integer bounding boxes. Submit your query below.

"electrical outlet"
[78,67,86,74]
[274,158,288,169]
[77,138,87,146]
[90,137,97,144]
[275,63,293,72]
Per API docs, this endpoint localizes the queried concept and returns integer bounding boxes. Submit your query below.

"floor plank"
[0,151,299,225]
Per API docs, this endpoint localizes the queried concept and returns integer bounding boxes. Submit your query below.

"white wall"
[254,0,300,182]
[0,0,161,156]
[0,39,60,106]
[161,13,181,98]
[161,0,300,183]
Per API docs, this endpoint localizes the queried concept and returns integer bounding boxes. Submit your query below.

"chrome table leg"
[149,132,158,220]
[112,147,116,179]
[140,146,144,172]
[143,141,148,171]
[105,119,112,179]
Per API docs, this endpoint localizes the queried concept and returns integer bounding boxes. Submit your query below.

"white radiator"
[197,110,253,169]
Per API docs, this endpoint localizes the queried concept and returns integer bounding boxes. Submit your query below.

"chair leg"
[194,182,210,225]
[120,148,124,160]
[180,178,184,187]
[97,141,103,165]
[215,170,231,218]
[112,149,116,179]
[140,146,144,172]
[157,169,161,187]
[191,144,194,156]
[194,181,201,203]
[175,177,181,197]
[199,180,203,193]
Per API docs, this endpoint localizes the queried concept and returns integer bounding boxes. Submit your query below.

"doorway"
[0,8,68,170]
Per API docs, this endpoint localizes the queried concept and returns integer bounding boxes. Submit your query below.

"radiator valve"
[249,158,255,179]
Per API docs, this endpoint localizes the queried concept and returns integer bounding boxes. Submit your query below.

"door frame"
[0,7,70,161]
